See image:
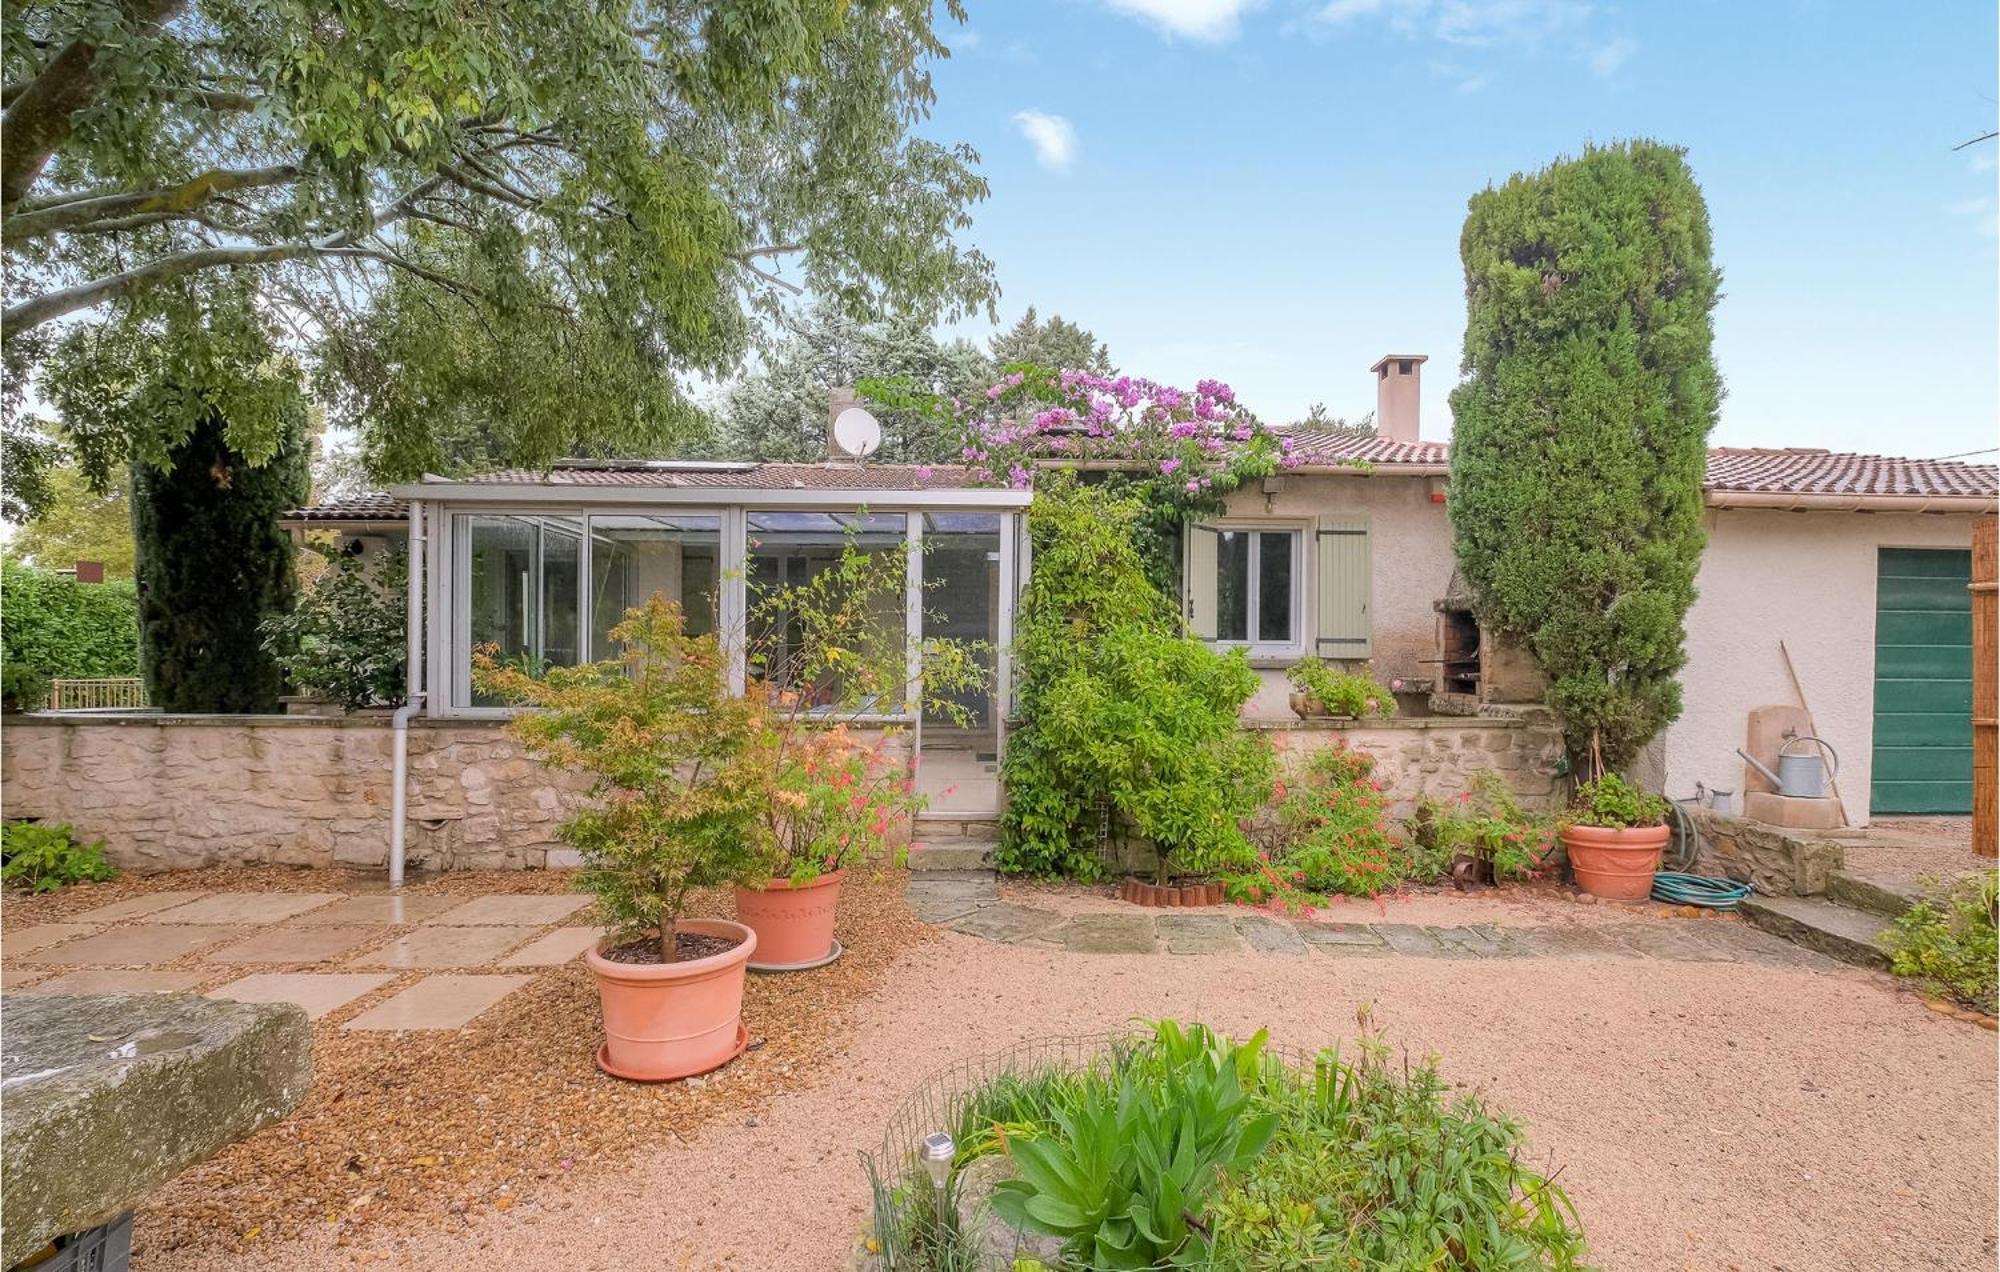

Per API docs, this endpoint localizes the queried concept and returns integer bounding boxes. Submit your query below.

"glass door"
[919,513,1002,815]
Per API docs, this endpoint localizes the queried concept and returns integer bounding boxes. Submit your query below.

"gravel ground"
[1836,816,1992,893]
[138,910,1999,1272]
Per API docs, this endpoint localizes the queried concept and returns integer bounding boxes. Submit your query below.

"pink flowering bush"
[1228,744,1414,905]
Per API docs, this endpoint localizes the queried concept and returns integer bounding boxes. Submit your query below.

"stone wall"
[1685,806,1843,897]
[1248,707,1566,824]
[1,714,912,874]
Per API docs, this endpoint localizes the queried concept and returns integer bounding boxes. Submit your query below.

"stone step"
[907,841,996,872]
[914,815,1001,840]
[1739,894,1893,970]
[1826,869,1922,919]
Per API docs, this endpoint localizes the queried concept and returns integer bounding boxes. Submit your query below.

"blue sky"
[922,0,1999,458]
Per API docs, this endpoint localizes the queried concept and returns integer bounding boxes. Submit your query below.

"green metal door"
[1872,547,1974,814]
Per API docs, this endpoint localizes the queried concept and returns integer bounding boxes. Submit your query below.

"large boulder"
[2,993,311,1267]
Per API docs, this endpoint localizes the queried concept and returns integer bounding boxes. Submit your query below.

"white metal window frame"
[1204,520,1308,659]
[416,499,1022,726]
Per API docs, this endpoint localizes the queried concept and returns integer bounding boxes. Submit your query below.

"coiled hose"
[1654,800,1755,908]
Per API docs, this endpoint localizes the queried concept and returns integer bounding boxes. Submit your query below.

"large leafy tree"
[1447,140,1722,773]
[989,306,1113,375]
[7,460,136,576]
[715,303,993,464]
[2,0,996,502]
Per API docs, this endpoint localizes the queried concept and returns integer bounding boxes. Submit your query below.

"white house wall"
[1661,507,1978,826]
[1216,473,1453,718]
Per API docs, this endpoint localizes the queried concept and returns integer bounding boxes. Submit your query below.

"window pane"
[589,515,721,657]
[1257,532,1293,643]
[1216,531,1249,642]
[747,510,908,712]
[464,514,581,705]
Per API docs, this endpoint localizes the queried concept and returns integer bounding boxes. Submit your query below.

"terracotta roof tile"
[1702,447,1997,498]
[465,461,975,490]
[279,492,408,522]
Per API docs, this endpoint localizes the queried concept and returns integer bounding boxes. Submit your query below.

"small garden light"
[920,1131,955,1230]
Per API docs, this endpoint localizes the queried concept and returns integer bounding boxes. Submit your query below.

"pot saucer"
[595,1022,749,1083]
[747,938,844,974]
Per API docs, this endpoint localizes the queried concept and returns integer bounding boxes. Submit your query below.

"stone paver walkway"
[905,876,1838,968]
[3,887,604,1031]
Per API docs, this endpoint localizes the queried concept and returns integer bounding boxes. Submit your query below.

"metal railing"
[47,677,148,711]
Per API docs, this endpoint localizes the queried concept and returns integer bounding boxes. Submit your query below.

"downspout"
[391,501,426,888]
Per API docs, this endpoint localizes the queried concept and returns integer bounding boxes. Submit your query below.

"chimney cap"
[1370,354,1429,374]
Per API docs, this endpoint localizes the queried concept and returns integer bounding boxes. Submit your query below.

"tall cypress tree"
[132,402,311,712]
[1447,140,1722,774]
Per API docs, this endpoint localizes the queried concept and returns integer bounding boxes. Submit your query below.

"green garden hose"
[1651,871,1753,909]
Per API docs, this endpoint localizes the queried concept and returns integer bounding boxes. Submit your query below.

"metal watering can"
[1736,735,1840,799]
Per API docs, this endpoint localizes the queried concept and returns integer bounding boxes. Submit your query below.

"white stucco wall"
[1211,472,1454,718]
[1660,508,1979,826]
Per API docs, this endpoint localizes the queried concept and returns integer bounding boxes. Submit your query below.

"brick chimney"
[1371,354,1427,444]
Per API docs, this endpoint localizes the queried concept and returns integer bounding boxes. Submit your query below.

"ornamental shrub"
[1410,771,1558,882]
[1566,772,1669,829]
[998,475,1271,880]
[1,821,118,893]
[0,560,141,698]
[1286,659,1395,719]
[259,545,407,710]
[1235,744,1408,901]
[1448,140,1722,773]
[1883,872,1998,1013]
[133,404,310,712]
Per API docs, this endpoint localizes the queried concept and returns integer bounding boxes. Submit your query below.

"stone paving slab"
[1155,914,1245,954]
[19,969,209,995]
[429,895,593,927]
[1504,926,1643,961]
[342,974,533,1032]
[350,925,540,969]
[945,902,1065,945]
[1297,922,1391,953]
[65,891,211,923]
[1427,925,1512,958]
[5,924,96,956]
[905,877,998,924]
[1375,925,1449,958]
[18,924,245,966]
[206,925,386,966]
[300,895,460,926]
[1238,915,1309,955]
[209,972,395,1020]
[0,967,51,989]
[1610,922,1739,962]
[1057,913,1159,954]
[499,927,606,967]
[144,893,344,925]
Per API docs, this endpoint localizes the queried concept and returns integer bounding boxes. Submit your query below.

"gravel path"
[140,916,1998,1272]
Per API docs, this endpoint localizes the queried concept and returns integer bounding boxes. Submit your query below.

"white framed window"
[1187,524,1303,656]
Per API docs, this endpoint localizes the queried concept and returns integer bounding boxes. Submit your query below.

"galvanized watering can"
[1736,735,1839,799]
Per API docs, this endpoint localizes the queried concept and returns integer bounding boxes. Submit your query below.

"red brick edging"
[1120,879,1223,907]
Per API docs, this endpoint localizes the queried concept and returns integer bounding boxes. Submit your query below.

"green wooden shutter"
[1871,547,1973,814]
[1315,514,1371,659]
[1187,524,1218,641]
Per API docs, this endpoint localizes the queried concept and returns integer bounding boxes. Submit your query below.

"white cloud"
[1586,35,1636,77]
[1316,0,1387,20]
[1427,59,1490,94]
[1968,149,1998,175]
[1101,0,1263,42]
[1012,110,1079,172]
[951,29,983,52]
[1946,194,1999,239]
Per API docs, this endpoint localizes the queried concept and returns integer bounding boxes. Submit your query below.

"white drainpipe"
[390,501,426,888]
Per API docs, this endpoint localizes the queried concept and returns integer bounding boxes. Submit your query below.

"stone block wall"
[1685,806,1844,897]
[1,715,912,874]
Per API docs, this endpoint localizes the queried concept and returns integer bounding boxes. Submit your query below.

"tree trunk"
[659,918,678,964]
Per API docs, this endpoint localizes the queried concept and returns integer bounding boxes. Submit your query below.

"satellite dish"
[831,405,883,460]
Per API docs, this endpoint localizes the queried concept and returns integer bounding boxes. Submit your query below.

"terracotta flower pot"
[733,870,845,970]
[1560,824,1669,901]
[586,919,755,1081]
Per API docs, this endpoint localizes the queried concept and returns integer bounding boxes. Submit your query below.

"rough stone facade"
[1686,806,1844,897]
[2,715,911,874]
[1249,707,1566,824]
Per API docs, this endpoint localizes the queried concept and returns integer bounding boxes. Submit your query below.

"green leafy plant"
[474,597,770,962]
[260,545,407,710]
[1233,744,1409,903]
[1000,476,1272,882]
[1566,773,1669,830]
[989,1024,1278,1269]
[1883,872,1998,1014]
[2,821,117,893]
[0,559,139,694]
[1285,660,1394,719]
[1411,771,1558,883]
[1448,140,1721,773]
[1,662,50,713]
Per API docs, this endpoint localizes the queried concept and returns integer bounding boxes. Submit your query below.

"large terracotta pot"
[1560,824,1670,901]
[733,870,845,970]
[586,918,755,1081]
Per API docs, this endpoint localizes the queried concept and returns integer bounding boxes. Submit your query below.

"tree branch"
[3,164,300,243]
[0,0,188,211]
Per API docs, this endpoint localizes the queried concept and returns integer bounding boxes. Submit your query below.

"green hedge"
[1,559,141,684]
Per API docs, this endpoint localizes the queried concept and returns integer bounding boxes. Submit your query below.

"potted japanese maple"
[1559,773,1671,901]
[475,597,771,1081]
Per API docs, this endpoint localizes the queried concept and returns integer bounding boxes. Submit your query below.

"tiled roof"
[1702,448,1998,498]
[280,492,408,522]
[464,461,977,490]
[280,446,1997,524]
